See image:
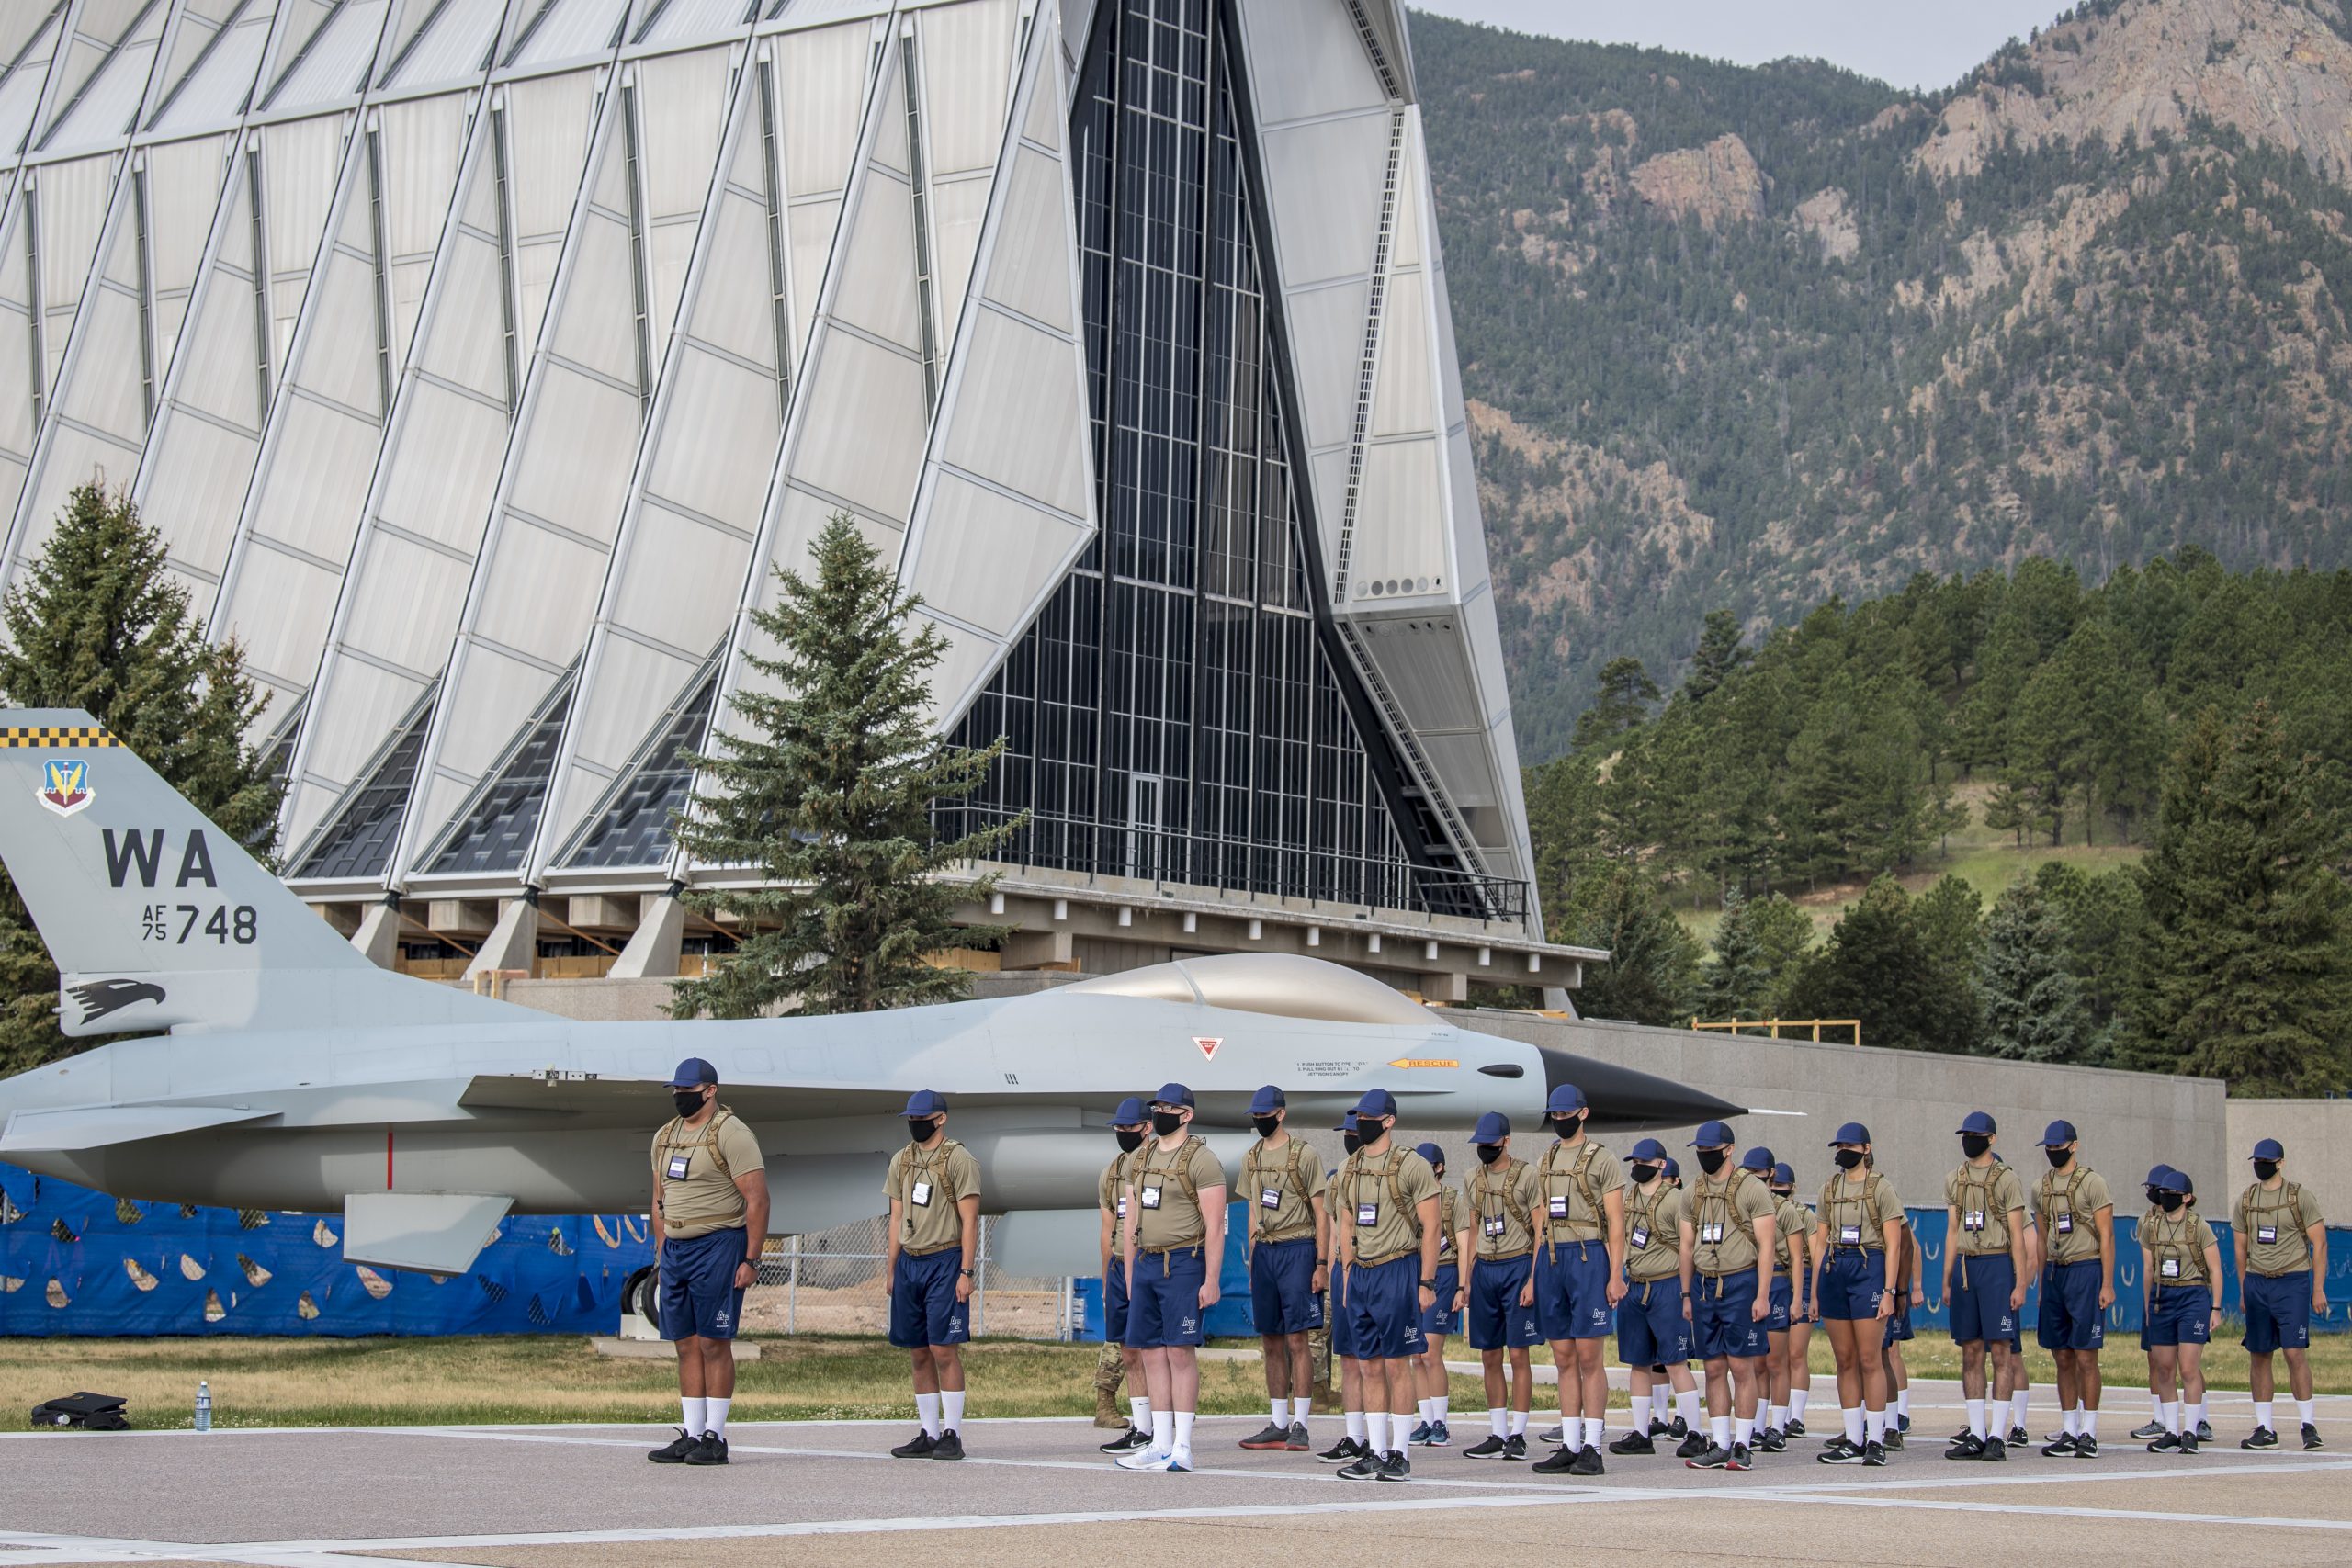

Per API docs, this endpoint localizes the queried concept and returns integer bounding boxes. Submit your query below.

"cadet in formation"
[1941,1113,2028,1461]
[1237,1085,1328,1453]
[2033,1121,2115,1457]
[1115,1083,1227,1473]
[1679,1124,1777,1470]
[2236,1138,2329,1450]
[886,1089,980,1461]
[1096,1098,1153,1454]
[646,1057,769,1468]
[1408,1141,1472,1446]
[1529,1084,1625,1477]
[2139,1165,2222,1454]
[1766,1159,1815,1447]
[1609,1137,1698,1459]
[1332,1089,1442,1482]
[1461,1111,1543,1460]
[1814,1124,1906,1465]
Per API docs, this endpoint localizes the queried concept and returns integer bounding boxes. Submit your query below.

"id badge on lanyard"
[1356,1201,1379,1227]
[1140,1185,1163,1210]
[666,1153,692,1181]
[1699,1220,1725,1245]
[1261,1187,1284,1211]
[2054,1211,2074,1236]
[1963,1209,1986,1234]
[1547,1194,1570,1220]
[1838,1224,1862,1246]
[1629,1224,1651,1250]
[2160,1256,2182,1280]
[1483,1214,1506,1239]
[910,1179,933,1207]
[2256,1224,2279,1246]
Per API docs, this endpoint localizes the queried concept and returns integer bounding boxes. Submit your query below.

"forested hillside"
[1415,0,2352,758]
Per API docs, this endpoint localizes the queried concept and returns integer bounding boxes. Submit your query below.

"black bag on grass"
[31,1392,128,1430]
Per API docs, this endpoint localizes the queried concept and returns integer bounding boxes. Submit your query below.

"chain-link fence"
[737,1215,1077,1339]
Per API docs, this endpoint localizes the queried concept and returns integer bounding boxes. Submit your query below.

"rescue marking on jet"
[1388,1057,1459,1069]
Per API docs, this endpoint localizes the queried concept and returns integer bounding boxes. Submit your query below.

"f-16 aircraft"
[0,711,1740,1277]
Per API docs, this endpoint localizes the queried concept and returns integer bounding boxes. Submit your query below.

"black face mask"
[907,1117,941,1144]
[2046,1146,2072,1168]
[1357,1118,1387,1147]
[1342,1133,1361,1156]
[673,1089,707,1119]
[1151,1110,1184,1136]
[1251,1115,1281,1138]
[2154,1190,2183,1213]
[1771,1188,1793,1201]
[1115,1128,1145,1153]
[1834,1148,1864,1171]
[1962,1134,1991,1160]
[1552,1114,1582,1140]
[2254,1158,2279,1182]
[1476,1145,1504,1165]
[1629,1162,1661,1186]
[1695,1148,1727,1176]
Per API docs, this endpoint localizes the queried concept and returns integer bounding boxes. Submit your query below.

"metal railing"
[1691,1017,1862,1046]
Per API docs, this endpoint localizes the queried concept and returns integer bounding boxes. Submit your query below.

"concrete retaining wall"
[2223,1098,2350,1202]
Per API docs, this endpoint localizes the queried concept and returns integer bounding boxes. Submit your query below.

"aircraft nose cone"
[1538,1045,1744,1130]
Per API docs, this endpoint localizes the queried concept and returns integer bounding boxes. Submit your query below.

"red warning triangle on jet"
[1194,1037,1222,1061]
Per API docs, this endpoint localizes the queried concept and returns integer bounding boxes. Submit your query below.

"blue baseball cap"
[1630,1137,1668,1161]
[1153,1082,1195,1109]
[2250,1138,2285,1161]
[1545,1084,1587,1115]
[903,1089,946,1118]
[2175,1169,2196,1197]
[1415,1141,1445,1169]
[1334,1110,1359,1132]
[1690,1120,1736,1148]
[1660,1156,1681,1180]
[2144,1164,2177,1190]
[1107,1096,1148,1126]
[1473,1112,1511,1144]
[1354,1088,1398,1121]
[2042,1120,2078,1146]
[667,1056,717,1088]
[1250,1085,1286,1115]
[1956,1111,1996,1136]
[1740,1145,1774,1173]
[1771,1162,1795,1186]
[1829,1122,1871,1145]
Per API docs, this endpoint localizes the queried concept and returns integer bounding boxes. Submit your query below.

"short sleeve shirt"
[1689,1169,1777,1276]
[1820,1172,1905,1251]
[1471,1156,1542,1259]
[2142,1209,2218,1286]
[885,1139,982,1255]
[1101,1148,1144,1258]
[1338,1147,1440,1266]
[2235,1182,2324,1276]
[651,1110,766,1239]
[1945,1161,2027,1255]
[1241,1135,1329,1243]
[1771,1195,1808,1271]
[2034,1166,2112,1265]
[1625,1182,1686,1281]
[1434,1186,1465,1261]
[1131,1136,1227,1251]
[1535,1138,1625,1243]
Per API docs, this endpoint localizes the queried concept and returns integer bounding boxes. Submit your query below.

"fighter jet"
[0,711,1740,1277]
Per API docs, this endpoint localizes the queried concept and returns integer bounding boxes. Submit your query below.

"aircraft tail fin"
[0,710,530,1033]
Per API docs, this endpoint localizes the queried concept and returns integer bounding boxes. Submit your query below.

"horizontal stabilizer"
[344,1192,515,1276]
[0,1102,270,1152]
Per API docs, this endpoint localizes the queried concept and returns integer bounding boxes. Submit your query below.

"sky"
[1414,0,2071,93]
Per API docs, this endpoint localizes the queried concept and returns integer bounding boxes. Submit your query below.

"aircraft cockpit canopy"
[1061,953,1436,1027]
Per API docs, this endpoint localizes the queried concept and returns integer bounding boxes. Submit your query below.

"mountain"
[1413,0,2352,759]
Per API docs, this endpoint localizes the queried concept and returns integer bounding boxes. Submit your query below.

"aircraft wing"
[0,1102,272,1152]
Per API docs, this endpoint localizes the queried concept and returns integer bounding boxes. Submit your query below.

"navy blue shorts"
[889,1247,970,1348]
[1767,1275,1793,1332]
[1464,1253,1541,1351]
[1104,1254,1132,1344]
[1950,1253,2018,1344]
[1883,1301,1915,1345]
[1125,1247,1208,1348]
[2244,1271,2313,1355]
[1818,1248,1885,1321]
[1249,1235,1323,1336]
[1618,1277,1689,1365]
[1693,1272,1768,1360]
[659,1226,748,1342]
[1534,1239,1613,1341]
[1343,1255,1428,1361]
[2145,1284,2212,1348]
[1421,1263,1461,1338]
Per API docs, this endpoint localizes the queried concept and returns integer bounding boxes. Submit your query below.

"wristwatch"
[1421,1277,1440,1291]
[959,1268,976,1278]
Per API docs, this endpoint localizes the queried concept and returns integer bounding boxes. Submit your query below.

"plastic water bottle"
[193,1380,211,1433]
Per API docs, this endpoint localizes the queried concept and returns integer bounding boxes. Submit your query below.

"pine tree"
[2126,702,2352,1094]
[1978,879,2093,1062]
[668,513,1018,1019]
[1571,656,1660,751]
[1784,875,1979,1053]
[1682,609,1749,704]
[1568,863,1702,1027]
[1698,887,1770,1019]
[0,483,280,1072]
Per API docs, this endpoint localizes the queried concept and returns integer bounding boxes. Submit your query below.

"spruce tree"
[0,483,280,1072]
[1698,887,1770,1020]
[668,513,1018,1019]
[1978,878,2093,1062]
[1568,863,1702,1027]
[1783,875,1978,1053]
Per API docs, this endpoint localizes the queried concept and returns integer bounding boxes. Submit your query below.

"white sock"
[1131,1396,1150,1429]
[2298,1398,2317,1426]
[1347,1409,1368,1443]
[1844,1407,1865,1445]
[681,1396,707,1435]
[1790,1389,1809,1421]
[1583,1416,1604,1448]
[2160,1400,2179,1435]
[2084,1408,2098,1438]
[915,1392,942,1438]
[1630,1393,1652,1432]
[1294,1397,1313,1426]
[1173,1411,1194,1452]
[1895,1389,1911,1418]
[2061,1406,2078,1437]
[2256,1400,2274,1430]
[1677,1388,1702,1427]
[943,1390,965,1432]
[1769,1404,1786,1431]
[1432,1394,1448,1423]
[2011,1391,2029,1429]
[1150,1409,1173,1452]
[1366,1411,1391,1453]
[1734,1414,1753,1448]
[1864,1408,1885,1444]
[1508,1408,1529,1436]
[1967,1398,1987,1440]
[2152,1391,2164,1417]
[1711,1415,1732,1448]
[705,1396,729,1438]
[1488,1406,1508,1437]
[2189,1401,2206,1431]
[1420,1397,1436,1424]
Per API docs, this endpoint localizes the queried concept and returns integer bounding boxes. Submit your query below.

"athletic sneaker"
[2196,1419,2213,1442]
[1881,1428,1905,1452]
[1405,1421,1433,1446]
[1785,1417,1807,1438]
[648,1428,699,1463]
[684,1432,728,1466]
[1896,1413,1911,1433]
[1239,1422,1293,1450]
[1948,1426,1973,1446]
[1686,1442,1735,1470]
[891,1429,938,1459]
[1101,1426,1153,1454]
[1608,1429,1657,1456]
[1980,1436,2007,1462]
[1674,1429,1711,1460]
[1862,1439,1887,1466]
[1164,1447,1193,1472]
[2304,1423,2325,1450]
[1816,1437,1864,1463]
[1377,1450,1412,1482]
[930,1430,965,1461]
[1568,1445,1605,1477]
[2179,1430,2199,1455]
[1945,1434,1985,1461]
[2009,1425,2030,1448]
[2132,1418,2165,1440]
[1463,1434,1510,1459]
[1337,1450,1385,1482]
[1427,1420,1452,1447]
[1758,1426,1788,1453]
[2146,1431,2181,1453]
[1539,1424,1565,1444]
[1502,1434,1528,1461]
[1286,1422,1312,1451]
[1530,1445,1578,1475]
[1317,1436,1364,1464]
[1724,1443,1753,1471]
[2072,1436,2099,1458]
[2242,1427,2278,1450]
[2041,1434,2078,1457]
[1115,1446,1178,1472]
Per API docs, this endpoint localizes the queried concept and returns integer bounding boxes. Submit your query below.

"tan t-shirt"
[885,1139,982,1255]
[1688,1168,1777,1277]
[1535,1137,1624,1245]
[1770,1195,1811,1273]
[1945,1160,2027,1256]
[2034,1165,2114,1266]
[1471,1156,1541,1259]
[650,1109,765,1239]
[2235,1181,2325,1277]
[1434,1186,1465,1265]
[1130,1134,1227,1251]
[1337,1145,1440,1267]
[1624,1181,1687,1282]
[1101,1147,1144,1259]
[1241,1134,1328,1245]
[2142,1209,2217,1287]
[1819,1171,1905,1250]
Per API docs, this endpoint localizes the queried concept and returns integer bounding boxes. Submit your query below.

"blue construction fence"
[1071,1203,2352,1341]
[0,1164,654,1337]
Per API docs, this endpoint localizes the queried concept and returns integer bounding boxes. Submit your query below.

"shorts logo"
[1180,1314,1198,1333]
[1591,1307,1608,1325]
[38,759,91,817]
[715,1306,730,1328]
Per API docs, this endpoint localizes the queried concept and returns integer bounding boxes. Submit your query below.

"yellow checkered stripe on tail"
[0,727,117,748]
